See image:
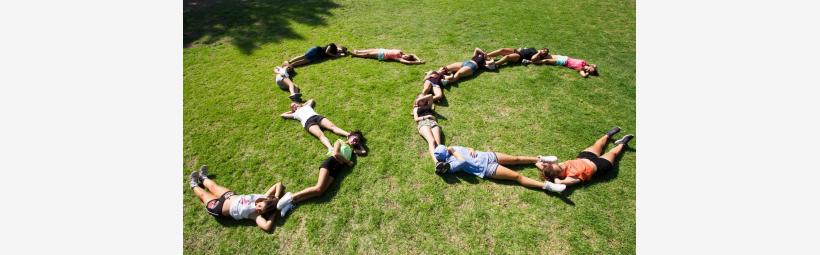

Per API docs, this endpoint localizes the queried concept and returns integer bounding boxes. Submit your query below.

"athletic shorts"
[555,55,569,66]
[205,191,234,218]
[482,152,499,178]
[462,60,478,72]
[303,115,325,131]
[577,151,613,176]
[320,156,342,178]
[305,47,323,62]
[417,119,438,130]
[377,48,386,61]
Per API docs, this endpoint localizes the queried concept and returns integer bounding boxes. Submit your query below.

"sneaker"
[189,171,202,188]
[198,165,209,180]
[289,93,302,102]
[606,127,621,137]
[543,182,566,193]
[538,155,558,163]
[274,66,287,76]
[522,59,531,65]
[614,134,634,145]
[277,192,293,210]
[280,203,294,217]
[487,62,497,70]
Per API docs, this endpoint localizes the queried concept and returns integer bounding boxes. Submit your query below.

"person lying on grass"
[413,94,443,163]
[275,131,364,216]
[532,52,599,78]
[280,99,366,155]
[282,43,347,69]
[536,127,634,186]
[441,48,496,85]
[350,48,424,65]
[486,47,550,66]
[420,70,445,102]
[432,144,566,193]
[274,66,302,103]
[188,165,285,233]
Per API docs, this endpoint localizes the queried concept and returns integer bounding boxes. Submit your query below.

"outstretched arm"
[554,177,581,186]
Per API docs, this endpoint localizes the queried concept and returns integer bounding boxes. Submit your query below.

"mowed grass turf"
[184,0,635,253]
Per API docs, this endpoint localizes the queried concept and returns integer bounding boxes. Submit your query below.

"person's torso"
[228,194,265,220]
[519,48,537,60]
[384,49,402,60]
[326,139,353,160]
[293,105,319,126]
[451,146,490,172]
[565,57,587,70]
[416,106,434,117]
[471,53,486,68]
[560,159,595,181]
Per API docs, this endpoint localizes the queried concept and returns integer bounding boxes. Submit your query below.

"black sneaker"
[614,134,634,145]
[606,127,621,137]
[289,93,303,103]
[198,165,209,180]
[189,171,203,188]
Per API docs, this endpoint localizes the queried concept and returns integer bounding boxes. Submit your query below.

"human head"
[536,161,563,180]
[437,66,449,75]
[415,93,431,107]
[585,64,599,76]
[339,46,348,55]
[433,145,449,162]
[289,102,299,112]
[539,48,550,55]
[402,54,417,61]
[347,130,365,150]
[255,197,279,219]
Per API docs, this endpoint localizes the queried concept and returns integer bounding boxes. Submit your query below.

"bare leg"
[432,86,444,102]
[319,118,350,137]
[288,55,306,63]
[600,143,626,164]
[582,134,611,156]
[307,124,334,151]
[431,125,442,146]
[487,48,515,58]
[280,77,300,95]
[495,54,521,66]
[418,125,438,163]
[202,179,231,197]
[292,168,335,203]
[490,165,544,189]
[495,152,538,165]
[351,49,379,58]
[447,67,474,83]
[193,186,217,204]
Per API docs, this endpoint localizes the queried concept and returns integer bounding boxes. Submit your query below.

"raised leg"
[490,165,545,189]
[495,53,521,65]
[495,152,538,165]
[202,179,231,198]
[307,124,334,151]
[291,168,335,203]
[582,134,611,156]
[600,143,626,164]
[487,48,515,58]
[319,118,350,137]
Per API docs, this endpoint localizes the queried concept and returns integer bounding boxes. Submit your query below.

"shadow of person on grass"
[558,147,635,197]
[184,0,342,54]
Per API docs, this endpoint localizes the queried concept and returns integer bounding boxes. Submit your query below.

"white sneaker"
[280,203,294,217]
[522,59,531,65]
[543,182,566,193]
[538,155,558,163]
[277,192,293,210]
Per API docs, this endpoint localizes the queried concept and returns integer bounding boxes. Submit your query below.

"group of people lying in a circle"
[187,43,615,233]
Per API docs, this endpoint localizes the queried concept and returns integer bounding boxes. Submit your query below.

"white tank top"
[229,194,266,220]
[292,105,319,127]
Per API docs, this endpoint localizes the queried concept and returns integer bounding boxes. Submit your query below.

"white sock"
[280,203,294,217]
[543,182,566,193]
[277,192,293,210]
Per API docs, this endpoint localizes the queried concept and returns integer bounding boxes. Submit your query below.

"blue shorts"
[555,55,569,66]
[462,60,478,72]
[377,48,386,61]
[305,47,323,62]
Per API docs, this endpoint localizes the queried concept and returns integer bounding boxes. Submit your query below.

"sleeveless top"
[292,105,319,127]
[518,48,537,60]
[416,106,434,117]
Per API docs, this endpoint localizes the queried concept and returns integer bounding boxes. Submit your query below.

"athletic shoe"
[614,134,634,145]
[543,182,566,193]
[274,66,287,76]
[198,165,209,180]
[289,93,303,102]
[280,203,294,217]
[487,62,497,70]
[606,127,621,137]
[189,171,202,188]
[277,192,293,210]
[538,155,558,163]
[521,59,531,65]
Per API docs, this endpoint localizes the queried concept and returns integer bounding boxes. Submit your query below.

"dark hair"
[349,130,364,142]
[405,54,417,61]
[326,43,338,54]
[435,161,450,174]
[259,197,279,220]
[589,64,599,76]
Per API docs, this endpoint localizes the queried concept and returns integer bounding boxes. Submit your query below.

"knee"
[313,185,328,194]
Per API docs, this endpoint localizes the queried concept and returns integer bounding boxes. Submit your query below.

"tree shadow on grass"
[184,0,342,54]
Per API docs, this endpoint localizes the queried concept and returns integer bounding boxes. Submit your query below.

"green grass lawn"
[184,0,635,253]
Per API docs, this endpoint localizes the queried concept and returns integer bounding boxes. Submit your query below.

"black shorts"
[303,115,325,131]
[577,151,613,176]
[205,191,234,218]
[320,156,342,178]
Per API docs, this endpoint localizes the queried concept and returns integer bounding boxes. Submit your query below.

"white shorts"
[275,74,288,90]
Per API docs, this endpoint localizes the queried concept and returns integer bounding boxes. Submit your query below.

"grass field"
[184,0,635,253]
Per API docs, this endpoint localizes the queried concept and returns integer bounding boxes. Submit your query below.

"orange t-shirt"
[560,159,596,181]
